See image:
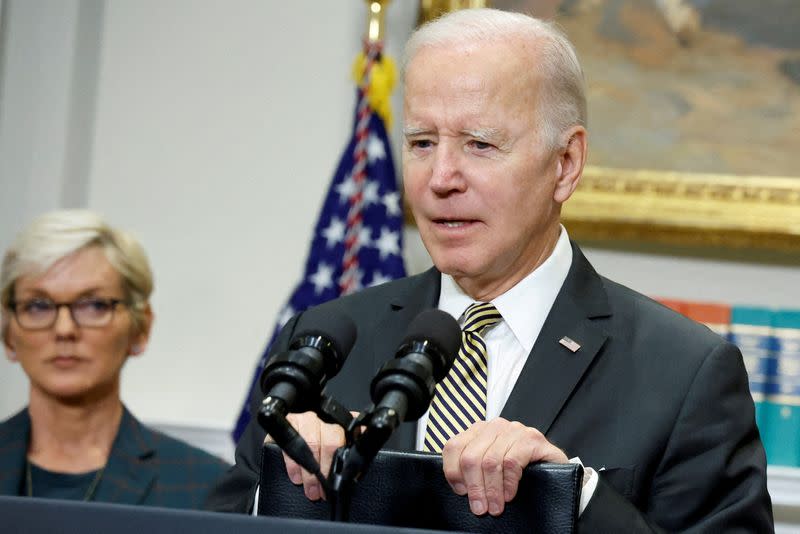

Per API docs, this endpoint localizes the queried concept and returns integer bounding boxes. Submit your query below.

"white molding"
[148,422,235,465]
[769,465,800,507]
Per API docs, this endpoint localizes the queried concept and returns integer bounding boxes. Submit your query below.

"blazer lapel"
[501,243,611,435]
[380,267,441,450]
[0,409,30,496]
[97,407,158,504]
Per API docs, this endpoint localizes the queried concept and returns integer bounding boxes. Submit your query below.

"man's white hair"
[404,8,587,149]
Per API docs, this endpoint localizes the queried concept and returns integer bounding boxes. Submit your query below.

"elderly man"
[208,9,772,531]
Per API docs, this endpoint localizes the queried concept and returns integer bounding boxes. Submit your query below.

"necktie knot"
[462,302,502,336]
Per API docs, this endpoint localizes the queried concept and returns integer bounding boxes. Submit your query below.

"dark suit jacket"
[0,405,230,509]
[207,242,772,532]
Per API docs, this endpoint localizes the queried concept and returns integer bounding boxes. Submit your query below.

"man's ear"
[129,305,154,357]
[553,126,587,204]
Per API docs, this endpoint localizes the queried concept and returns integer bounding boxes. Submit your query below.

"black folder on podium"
[257,443,583,532]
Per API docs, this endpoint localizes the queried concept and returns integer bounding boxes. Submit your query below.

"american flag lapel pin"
[559,336,581,353]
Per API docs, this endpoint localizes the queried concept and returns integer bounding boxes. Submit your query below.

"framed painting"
[425,0,800,254]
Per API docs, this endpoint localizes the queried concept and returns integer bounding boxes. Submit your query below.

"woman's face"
[3,246,150,404]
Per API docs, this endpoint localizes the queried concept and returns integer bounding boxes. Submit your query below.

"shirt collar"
[438,225,573,353]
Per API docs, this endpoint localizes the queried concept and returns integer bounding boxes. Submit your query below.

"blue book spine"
[729,307,774,446]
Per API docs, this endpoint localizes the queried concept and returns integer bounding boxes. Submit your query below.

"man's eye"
[410,139,433,149]
[471,140,493,150]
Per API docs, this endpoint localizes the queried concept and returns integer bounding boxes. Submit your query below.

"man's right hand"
[268,411,345,501]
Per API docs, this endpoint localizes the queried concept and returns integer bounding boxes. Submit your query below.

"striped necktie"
[423,302,503,453]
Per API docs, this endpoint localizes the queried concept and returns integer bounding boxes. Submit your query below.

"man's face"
[403,40,565,299]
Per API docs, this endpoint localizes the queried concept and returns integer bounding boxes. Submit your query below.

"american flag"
[232,44,406,441]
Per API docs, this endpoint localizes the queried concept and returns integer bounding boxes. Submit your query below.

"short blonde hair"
[404,8,587,149]
[1,210,153,335]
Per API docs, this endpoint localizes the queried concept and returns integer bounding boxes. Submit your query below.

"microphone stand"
[258,391,413,522]
[257,396,329,493]
[257,392,393,523]
[326,400,404,522]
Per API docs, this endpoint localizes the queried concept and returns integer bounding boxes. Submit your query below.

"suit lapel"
[381,268,441,450]
[374,246,611,446]
[378,267,441,345]
[0,410,30,495]
[97,407,158,504]
[501,243,611,435]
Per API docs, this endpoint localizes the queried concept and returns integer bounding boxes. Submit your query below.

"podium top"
[0,496,451,534]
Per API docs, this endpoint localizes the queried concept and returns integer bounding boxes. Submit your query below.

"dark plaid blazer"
[0,405,230,509]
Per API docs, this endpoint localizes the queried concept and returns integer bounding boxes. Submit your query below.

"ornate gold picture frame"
[542,1,800,254]
[564,167,800,253]
[418,1,800,255]
[557,0,800,255]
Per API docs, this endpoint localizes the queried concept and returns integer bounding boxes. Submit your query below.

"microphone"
[257,306,356,487]
[259,306,357,416]
[368,309,462,430]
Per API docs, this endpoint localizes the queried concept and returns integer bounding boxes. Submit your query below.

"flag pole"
[340,0,393,295]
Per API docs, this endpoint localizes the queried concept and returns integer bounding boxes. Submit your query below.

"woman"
[0,210,229,508]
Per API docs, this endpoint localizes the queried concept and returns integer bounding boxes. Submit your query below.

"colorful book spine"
[655,298,731,338]
[683,301,732,339]
[655,298,685,316]
[658,298,800,466]
[758,310,800,467]
[728,307,774,450]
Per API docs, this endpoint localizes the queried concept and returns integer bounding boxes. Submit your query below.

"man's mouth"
[434,219,475,228]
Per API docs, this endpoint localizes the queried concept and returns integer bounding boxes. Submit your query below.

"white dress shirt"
[414,226,597,515]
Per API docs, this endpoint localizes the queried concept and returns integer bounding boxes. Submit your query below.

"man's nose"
[429,143,466,195]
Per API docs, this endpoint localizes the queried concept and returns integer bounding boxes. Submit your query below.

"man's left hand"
[441,417,568,516]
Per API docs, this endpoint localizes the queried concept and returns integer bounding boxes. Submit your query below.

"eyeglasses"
[8,297,127,330]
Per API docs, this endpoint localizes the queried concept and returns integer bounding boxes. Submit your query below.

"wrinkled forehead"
[405,34,542,83]
[403,41,542,126]
[407,38,541,90]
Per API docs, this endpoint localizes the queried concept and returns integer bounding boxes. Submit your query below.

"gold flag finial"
[366,0,390,43]
[418,0,490,25]
[355,0,397,128]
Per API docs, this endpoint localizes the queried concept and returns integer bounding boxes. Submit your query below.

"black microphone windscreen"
[292,306,357,363]
[401,309,461,370]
